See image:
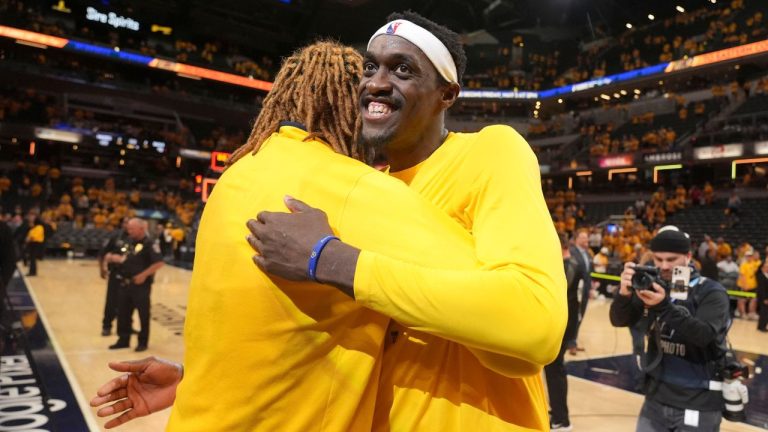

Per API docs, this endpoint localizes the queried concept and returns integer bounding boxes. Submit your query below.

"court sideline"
[13,259,768,431]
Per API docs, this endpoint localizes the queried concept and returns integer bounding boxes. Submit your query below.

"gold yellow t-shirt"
[738,259,761,291]
[27,225,44,243]
[356,125,566,431]
[169,125,491,431]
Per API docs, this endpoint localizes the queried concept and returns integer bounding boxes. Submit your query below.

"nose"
[363,68,393,95]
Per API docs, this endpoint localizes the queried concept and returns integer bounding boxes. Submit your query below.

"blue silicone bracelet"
[307,235,340,282]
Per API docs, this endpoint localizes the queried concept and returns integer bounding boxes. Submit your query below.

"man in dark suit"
[1,220,18,330]
[568,229,592,354]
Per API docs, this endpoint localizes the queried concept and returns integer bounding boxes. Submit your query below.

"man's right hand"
[90,357,182,429]
[619,262,636,297]
[246,196,335,281]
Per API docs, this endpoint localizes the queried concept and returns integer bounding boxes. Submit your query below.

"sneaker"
[748,313,759,321]
[109,340,130,350]
[734,311,743,318]
[551,422,573,432]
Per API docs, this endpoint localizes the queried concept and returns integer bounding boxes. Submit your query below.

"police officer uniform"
[610,228,731,431]
[99,229,129,335]
[111,234,163,350]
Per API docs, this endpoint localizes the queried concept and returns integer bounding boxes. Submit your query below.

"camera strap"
[641,317,664,373]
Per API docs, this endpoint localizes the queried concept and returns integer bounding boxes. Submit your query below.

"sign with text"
[86,6,140,31]
[598,154,634,168]
[693,144,744,160]
[644,151,682,164]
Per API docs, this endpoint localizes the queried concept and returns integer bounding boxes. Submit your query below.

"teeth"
[367,101,392,117]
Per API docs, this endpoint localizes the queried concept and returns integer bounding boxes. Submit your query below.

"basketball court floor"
[2,259,767,431]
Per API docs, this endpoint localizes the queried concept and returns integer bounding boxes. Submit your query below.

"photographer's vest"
[647,276,730,392]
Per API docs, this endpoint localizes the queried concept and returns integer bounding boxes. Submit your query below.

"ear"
[440,82,460,110]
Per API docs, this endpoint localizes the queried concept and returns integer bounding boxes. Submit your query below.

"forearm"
[353,251,566,365]
[651,293,728,347]
[314,241,358,297]
[139,262,165,279]
[315,242,546,375]
[609,293,642,327]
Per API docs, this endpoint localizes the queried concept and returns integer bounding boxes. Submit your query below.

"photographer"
[106,218,164,352]
[610,226,731,431]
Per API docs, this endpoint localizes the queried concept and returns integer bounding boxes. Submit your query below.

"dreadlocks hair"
[386,11,467,86]
[228,40,366,166]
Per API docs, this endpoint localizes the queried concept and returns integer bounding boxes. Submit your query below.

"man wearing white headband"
[93,11,565,432]
[251,10,565,432]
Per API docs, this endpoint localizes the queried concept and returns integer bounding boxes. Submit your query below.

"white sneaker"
[551,422,573,432]
[734,311,743,318]
[748,313,759,321]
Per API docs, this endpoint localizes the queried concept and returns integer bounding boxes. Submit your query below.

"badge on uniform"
[134,243,143,253]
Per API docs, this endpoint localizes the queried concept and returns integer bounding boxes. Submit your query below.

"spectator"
[717,254,740,291]
[716,237,733,261]
[757,259,768,332]
[737,250,761,320]
[24,214,44,276]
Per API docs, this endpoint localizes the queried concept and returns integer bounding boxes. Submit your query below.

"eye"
[395,64,411,74]
[363,62,377,74]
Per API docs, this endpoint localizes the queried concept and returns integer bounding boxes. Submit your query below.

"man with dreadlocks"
[91,38,559,430]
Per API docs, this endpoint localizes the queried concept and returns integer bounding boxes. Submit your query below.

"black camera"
[721,358,750,381]
[632,266,669,291]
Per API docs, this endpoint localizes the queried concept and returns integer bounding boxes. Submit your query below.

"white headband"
[367,19,458,84]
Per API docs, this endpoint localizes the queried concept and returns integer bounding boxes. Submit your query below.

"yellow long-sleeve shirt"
[26,225,44,243]
[168,125,489,431]
[357,125,567,431]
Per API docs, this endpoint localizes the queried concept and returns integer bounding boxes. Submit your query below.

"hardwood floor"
[19,259,767,431]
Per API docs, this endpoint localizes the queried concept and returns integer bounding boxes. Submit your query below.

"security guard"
[611,226,731,431]
[98,218,130,336]
[107,218,164,352]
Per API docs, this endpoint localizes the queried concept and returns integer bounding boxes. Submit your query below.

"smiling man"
[91,13,565,432]
[250,11,566,431]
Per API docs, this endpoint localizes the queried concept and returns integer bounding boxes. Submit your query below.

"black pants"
[544,343,569,425]
[26,243,43,276]
[117,282,151,346]
[102,276,121,331]
[758,295,768,331]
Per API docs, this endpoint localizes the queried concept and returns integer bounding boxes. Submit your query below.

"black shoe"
[135,344,148,352]
[101,328,111,337]
[109,340,130,350]
[758,328,768,333]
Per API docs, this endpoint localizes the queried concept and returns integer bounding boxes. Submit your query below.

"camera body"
[632,265,691,300]
[631,265,669,292]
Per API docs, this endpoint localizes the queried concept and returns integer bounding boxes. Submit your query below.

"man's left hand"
[246,196,334,281]
[132,274,147,285]
[636,282,666,307]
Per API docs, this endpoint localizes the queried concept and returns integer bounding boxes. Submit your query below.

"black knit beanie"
[649,226,691,254]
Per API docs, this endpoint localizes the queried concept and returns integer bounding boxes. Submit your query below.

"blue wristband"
[307,235,340,282]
